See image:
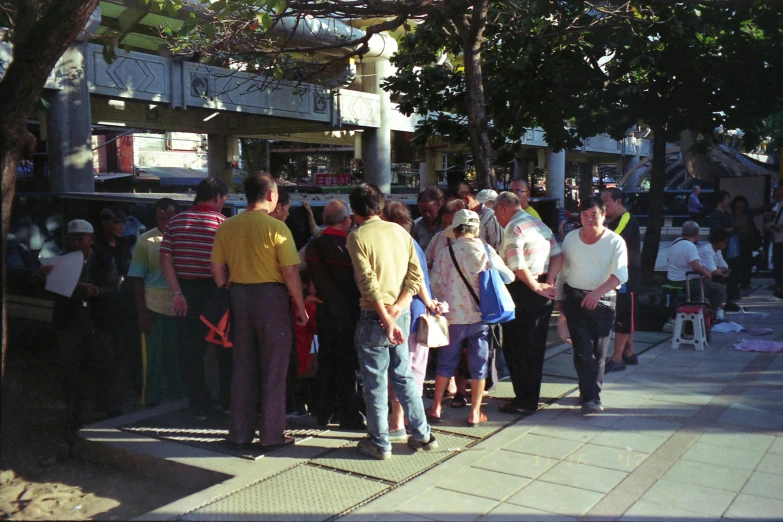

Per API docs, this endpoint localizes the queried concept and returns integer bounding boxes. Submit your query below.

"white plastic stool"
[671,308,708,351]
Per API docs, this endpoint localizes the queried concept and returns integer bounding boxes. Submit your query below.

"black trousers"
[177,279,216,414]
[59,319,119,425]
[314,327,363,424]
[774,243,783,293]
[563,286,615,404]
[502,280,554,410]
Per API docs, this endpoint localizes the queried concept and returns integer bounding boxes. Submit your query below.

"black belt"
[564,284,616,308]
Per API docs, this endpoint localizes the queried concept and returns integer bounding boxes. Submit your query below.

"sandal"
[425,409,442,424]
[467,412,488,427]
[450,393,468,409]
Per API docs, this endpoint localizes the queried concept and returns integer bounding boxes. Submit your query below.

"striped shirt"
[160,205,226,279]
[500,209,561,277]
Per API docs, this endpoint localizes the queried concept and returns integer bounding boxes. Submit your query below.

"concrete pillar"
[419,148,437,189]
[208,134,233,189]
[361,59,393,193]
[537,149,546,169]
[354,132,362,160]
[545,148,565,205]
[47,43,93,192]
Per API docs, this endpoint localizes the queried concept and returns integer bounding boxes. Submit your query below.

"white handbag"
[416,311,450,348]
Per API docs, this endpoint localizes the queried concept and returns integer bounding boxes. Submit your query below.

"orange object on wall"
[118,135,134,173]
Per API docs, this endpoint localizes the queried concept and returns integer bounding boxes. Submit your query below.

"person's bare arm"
[129,277,152,334]
[546,253,563,286]
[161,252,186,316]
[281,265,308,326]
[689,259,712,280]
[581,275,621,310]
[211,262,228,288]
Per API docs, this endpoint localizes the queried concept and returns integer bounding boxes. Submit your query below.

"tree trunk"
[640,126,667,280]
[461,1,495,190]
[0,0,100,380]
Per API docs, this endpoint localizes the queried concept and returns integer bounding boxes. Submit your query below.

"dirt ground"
[1,318,199,520]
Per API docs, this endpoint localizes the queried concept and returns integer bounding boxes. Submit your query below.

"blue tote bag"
[449,243,516,324]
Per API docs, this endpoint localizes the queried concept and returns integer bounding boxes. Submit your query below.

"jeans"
[563,285,615,405]
[354,310,430,452]
[502,281,554,410]
[436,323,490,380]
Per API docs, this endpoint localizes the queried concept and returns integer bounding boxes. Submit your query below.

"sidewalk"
[78,279,783,521]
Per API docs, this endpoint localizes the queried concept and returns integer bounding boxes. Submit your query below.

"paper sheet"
[41,251,84,297]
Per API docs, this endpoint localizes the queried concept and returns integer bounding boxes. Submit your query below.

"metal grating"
[428,399,522,438]
[181,464,388,521]
[121,409,324,460]
[311,433,474,483]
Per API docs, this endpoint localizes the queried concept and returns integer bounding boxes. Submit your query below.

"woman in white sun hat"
[428,209,514,426]
[476,189,498,210]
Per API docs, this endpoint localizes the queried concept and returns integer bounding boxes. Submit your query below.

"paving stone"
[597,392,650,409]
[479,502,576,521]
[506,481,603,517]
[620,500,707,521]
[680,442,765,471]
[436,467,531,501]
[741,472,783,501]
[397,487,499,521]
[637,399,702,418]
[608,416,683,437]
[719,404,783,430]
[768,437,783,455]
[339,513,430,522]
[472,449,558,479]
[650,389,716,406]
[756,453,783,476]
[661,459,752,492]
[552,409,623,429]
[574,444,649,472]
[503,434,584,460]
[638,479,736,517]
[724,493,783,520]
[528,423,604,444]
[537,461,628,493]
[590,430,669,454]
[697,428,775,452]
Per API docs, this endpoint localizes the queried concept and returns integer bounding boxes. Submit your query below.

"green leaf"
[273,65,284,79]
[257,12,273,30]
[209,0,227,11]
[273,0,286,14]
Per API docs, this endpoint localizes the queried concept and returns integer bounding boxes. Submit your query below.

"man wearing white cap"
[38,219,122,430]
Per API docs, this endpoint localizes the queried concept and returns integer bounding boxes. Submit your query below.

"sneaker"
[388,429,408,442]
[408,434,439,452]
[191,408,209,420]
[581,401,604,415]
[286,408,309,418]
[605,359,626,373]
[662,319,676,333]
[357,438,391,460]
[622,354,639,365]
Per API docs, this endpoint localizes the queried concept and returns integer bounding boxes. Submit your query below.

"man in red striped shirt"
[161,177,228,419]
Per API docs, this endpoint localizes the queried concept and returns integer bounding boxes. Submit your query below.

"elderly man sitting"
[667,221,728,321]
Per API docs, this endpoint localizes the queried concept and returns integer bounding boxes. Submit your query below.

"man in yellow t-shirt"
[509,179,541,220]
[211,173,307,450]
[128,198,186,407]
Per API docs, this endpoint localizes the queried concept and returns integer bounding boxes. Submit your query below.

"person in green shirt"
[509,179,541,220]
[128,198,186,407]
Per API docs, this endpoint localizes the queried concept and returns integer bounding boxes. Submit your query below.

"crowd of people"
[40,174,643,460]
